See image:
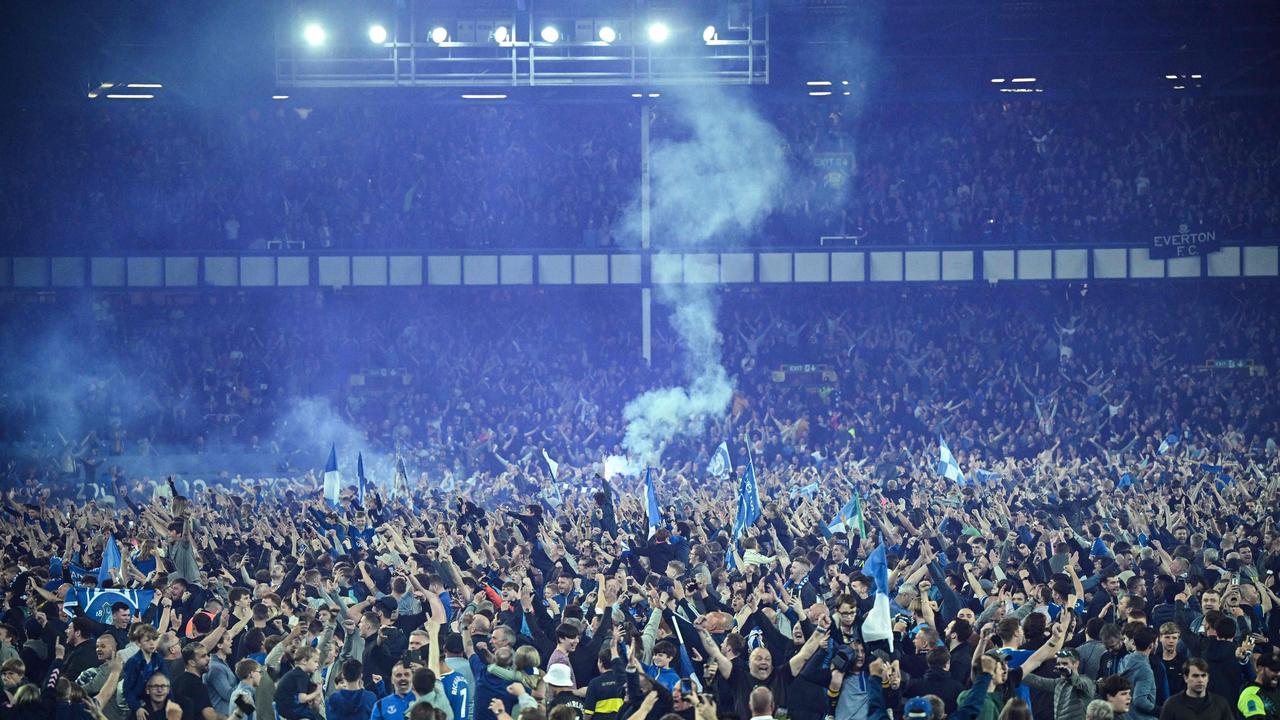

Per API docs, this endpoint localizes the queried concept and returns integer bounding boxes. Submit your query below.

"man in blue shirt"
[371,660,417,720]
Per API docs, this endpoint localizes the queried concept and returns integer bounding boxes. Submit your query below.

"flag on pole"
[323,444,341,508]
[937,436,968,485]
[827,491,866,537]
[860,542,894,651]
[98,534,121,585]
[1158,433,1179,455]
[542,449,560,480]
[732,454,762,537]
[64,587,155,625]
[644,468,662,539]
[357,452,368,508]
[707,442,731,479]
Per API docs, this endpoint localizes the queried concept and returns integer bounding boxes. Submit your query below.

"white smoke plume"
[614,86,790,471]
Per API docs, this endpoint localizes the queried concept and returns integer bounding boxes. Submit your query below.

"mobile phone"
[678,678,694,695]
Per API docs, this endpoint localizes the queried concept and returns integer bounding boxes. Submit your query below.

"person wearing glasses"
[141,672,182,720]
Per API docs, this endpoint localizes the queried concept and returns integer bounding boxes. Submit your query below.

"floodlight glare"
[493,26,509,43]
[702,25,717,43]
[368,25,388,44]
[430,26,449,44]
[647,22,670,43]
[540,26,560,43]
[598,26,617,43]
[303,23,326,47]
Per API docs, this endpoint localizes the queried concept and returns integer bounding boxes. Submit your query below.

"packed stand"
[2,282,1280,719]
[3,97,1279,252]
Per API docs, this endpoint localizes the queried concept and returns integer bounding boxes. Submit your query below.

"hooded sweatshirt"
[325,687,377,720]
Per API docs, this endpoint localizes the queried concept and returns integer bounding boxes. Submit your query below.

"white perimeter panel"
[869,252,903,282]
[277,256,310,286]
[573,254,608,285]
[164,257,198,287]
[537,255,571,285]
[830,252,865,282]
[204,257,238,287]
[1129,248,1165,278]
[353,256,389,286]
[127,257,163,287]
[1167,256,1201,278]
[317,256,351,287]
[91,257,126,287]
[1054,250,1088,279]
[720,253,754,283]
[14,257,49,287]
[463,255,498,285]
[1207,246,1240,277]
[1244,246,1279,276]
[794,252,830,282]
[240,257,275,287]
[500,255,533,285]
[610,255,641,284]
[904,251,939,281]
[982,250,1014,281]
[1017,249,1052,280]
[427,256,462,285]
[52,257,87,287]
[759,253,793,283]
[941,251,973,281]
[1092,249,1127,279]
[651,253,682,284]
[683,253,719,284]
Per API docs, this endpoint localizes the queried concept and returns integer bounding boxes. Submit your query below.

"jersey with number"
[443,671,471,720]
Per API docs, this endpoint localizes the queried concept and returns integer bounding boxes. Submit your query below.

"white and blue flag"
[938,436,967,485]
[1158,433,1179,455]
[356,452,369,508]
[644,468,662,539]
[707,442,732,479]
[323,444,341,507]
[98,534,122,585]
[64,587,155,625]
[861,542,894,651]
[541,449,560,480]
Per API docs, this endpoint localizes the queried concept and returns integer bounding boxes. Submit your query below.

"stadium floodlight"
[368,25,388,44]
[647,22,670,43]
[540,26,560,43]
[303,23,326,47]
[702,25,717,43]
[493,25,509,43]
[598,26,617,43]
[430,26,449,44]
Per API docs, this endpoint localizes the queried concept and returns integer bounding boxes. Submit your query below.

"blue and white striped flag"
[1158,433,1180,455]
[644,468,662,539]
[323,444,341,507]
[707,442,732,479]
[937,436,967,485]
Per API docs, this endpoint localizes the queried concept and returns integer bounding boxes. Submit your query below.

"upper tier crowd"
[2,96,1277,252]
[1,283,1279,720]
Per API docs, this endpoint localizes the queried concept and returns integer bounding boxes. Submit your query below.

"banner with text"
[1150,225,1221,259]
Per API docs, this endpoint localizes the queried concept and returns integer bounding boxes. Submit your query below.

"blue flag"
[861,543,893,650]
[732,456,762,537]
[644,468,661,539]
[323,444,341,507]
[1158,433,1179,455]
[357,452,368,508]
[64,587,155,625]
[1118,473,1134,490]
[98,534,121,585]
[975,468,1002,484]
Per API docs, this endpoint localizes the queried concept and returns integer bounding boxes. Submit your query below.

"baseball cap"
[903,697,932,718]
[545,663,574,689]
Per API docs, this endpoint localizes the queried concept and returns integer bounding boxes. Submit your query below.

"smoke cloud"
[615,86,789,470]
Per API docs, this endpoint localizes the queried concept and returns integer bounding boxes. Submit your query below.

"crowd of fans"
[1,281,1279,720]
[2,96,1277,252]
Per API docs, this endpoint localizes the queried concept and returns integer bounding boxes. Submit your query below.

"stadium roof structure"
[2,0,1277,105]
